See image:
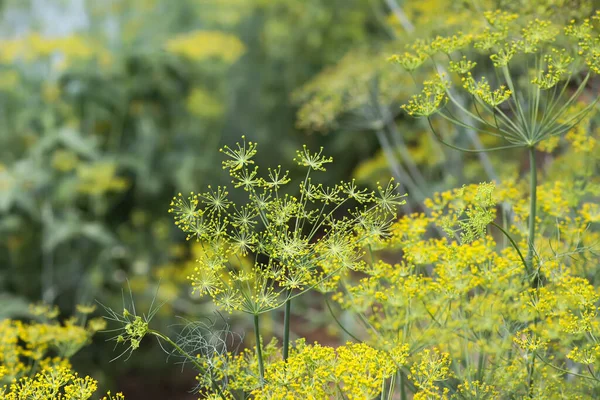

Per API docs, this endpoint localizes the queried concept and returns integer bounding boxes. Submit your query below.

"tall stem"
[528,353,536,398]
[527,146,537,279]
[254,314,265,383]
[283,291,292,362]
[527,147,540,390]
[400,372,407,400]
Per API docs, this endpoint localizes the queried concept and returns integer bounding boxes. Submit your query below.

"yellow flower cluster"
[455,380,499,399]
[580,203,600,223]
[388,51,428,72]
[462,74,512,107]
[513,328,548,352]
[532,49,574,89]
[214,339,408,400]
[333,172,600,396]
[0,315,104,382]
[0,306,122,399]
[397,9,600,154]
[2,358,97,399]
[2,359,126,400]
[401,75,449,117]
[566,13,600,74]
[410,348,452,399]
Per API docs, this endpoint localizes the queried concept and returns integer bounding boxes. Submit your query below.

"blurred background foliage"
[0,0,598,398]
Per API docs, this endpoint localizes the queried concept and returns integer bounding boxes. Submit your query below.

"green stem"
[254,314,265,383]
[490,221,527,271]
[282,291,292,362]
[477,351,485,381]
[337,383,349,400]
[502,65,530,138]
[325,296,360,341]
[400,372,407,400]
[387,373,396,400]
[535,353,598,381]
[527,146,538,283]
[427,117,520,153]
[528,352,536,398]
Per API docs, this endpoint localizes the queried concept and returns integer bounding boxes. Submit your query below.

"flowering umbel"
[169,137,404,314]
[393,12,600,149]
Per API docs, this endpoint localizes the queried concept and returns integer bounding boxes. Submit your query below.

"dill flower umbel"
[400,74,449,117]
[169,137,404,315]
[396,12,600,150]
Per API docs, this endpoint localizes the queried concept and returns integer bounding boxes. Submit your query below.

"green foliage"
[3,0,600,399]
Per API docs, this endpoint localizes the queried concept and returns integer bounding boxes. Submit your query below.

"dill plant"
[102,137,405,398]
[96,7,600,400]
[337,176,600,398]
[313,8,600,399]
[168,136,403,381]
[392,11,600,285]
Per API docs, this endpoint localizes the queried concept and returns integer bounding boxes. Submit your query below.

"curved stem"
[427,117,520,153]
[490,221,528,272]
[325,296,361,342]
[254,314,265,383]
[444,87,490,125]
[538,75,572,129]
[535,353,598,381]
[542,73,590,132]
[439,109,506,138]
[543,98,599,139]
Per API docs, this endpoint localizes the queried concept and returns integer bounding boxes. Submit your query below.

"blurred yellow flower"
[186,88,224,119]
[165,30,245,63]
[51,149,79,172]
[0,33,110,69]
[76,161,128,195]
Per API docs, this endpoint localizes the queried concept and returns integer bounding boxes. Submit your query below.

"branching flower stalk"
[169,136,404,385]
[393,12,600,284]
